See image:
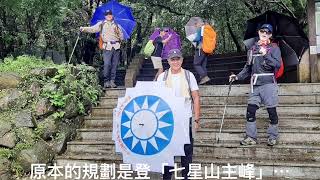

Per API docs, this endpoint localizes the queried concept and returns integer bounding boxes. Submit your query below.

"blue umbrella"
[91,0,136,40]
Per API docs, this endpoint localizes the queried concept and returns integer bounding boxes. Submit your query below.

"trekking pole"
[68,31,81,64]
[216,79,233,144]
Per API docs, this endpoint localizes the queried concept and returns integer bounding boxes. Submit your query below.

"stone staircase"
[56,83,320,179]
[136,54,248,85]
[136,53,297,85]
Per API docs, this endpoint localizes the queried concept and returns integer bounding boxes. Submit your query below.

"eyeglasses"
[259,29,272,35]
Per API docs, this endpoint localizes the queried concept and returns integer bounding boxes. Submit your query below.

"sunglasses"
[259,29,272,35]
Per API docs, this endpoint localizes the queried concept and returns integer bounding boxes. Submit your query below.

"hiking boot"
[240,136,257,146]
[267,138,277,146]
[103,81,110,89]
[110,80,117,88]
[199,76,210,85]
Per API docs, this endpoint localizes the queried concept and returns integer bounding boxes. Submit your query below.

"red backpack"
[271,43,284,79]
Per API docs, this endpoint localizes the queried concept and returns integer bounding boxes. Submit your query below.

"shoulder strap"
[100,21,105,33]
[163,69,169,81]
[184,69,191,90]
[184,70,193,104]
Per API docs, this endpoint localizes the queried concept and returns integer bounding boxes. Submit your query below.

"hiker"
[80,10,123,88]
[229,24,281,146]
[193,21,215,85]
[151,28,172,81]
[157,49,200,180]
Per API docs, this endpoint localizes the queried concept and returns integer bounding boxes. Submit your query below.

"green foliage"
[0,55,55,77]
[0,0,308,58]
[45,91,67,108]
[52,111,66,119]
[42,64,102,115]
[5,55,102,117]
[0,148,14,159]
[11,161,24,177]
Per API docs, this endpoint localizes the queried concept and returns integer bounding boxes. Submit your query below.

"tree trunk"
[225,5,242,52]
[132,13,153,56]
[64,37,70,63]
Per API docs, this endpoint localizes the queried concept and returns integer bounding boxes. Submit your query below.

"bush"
[0,55,55,77]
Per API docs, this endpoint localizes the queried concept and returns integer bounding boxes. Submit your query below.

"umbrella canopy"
[148,28,181,59]
[185,17,203,36]
[162,28,182,59]
[149,28,161,41]
[244,11,309,68]
[91,0,136,40]
[185,17,204,47]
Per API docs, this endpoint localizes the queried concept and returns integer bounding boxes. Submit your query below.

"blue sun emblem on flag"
[120,95,174,155]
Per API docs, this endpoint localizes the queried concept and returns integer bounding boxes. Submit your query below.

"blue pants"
[163,118,193,180]
[103,48,120,82]
[193,49,208,79]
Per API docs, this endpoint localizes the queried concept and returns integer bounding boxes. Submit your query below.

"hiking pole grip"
[68,31,81,64]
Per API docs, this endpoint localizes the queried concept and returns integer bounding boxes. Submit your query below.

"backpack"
[98,22,121,50]
[271,43,284,79]
[143,40,155,57]
[275,58,284,79]
[201,24,217,54]
[163,69,192,101]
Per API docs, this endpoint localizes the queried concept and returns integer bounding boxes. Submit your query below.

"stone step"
[139,68,242,77]
[83,117,320,130]
[90,104,320,117]
[103,84,320,97]
[143,55,247,66]
[56,154,320,179]
[89,111,320,120]
[137,69,242,80]
[142,61,246,70]
[76,128,320,144]
[99,94,320,107]
[136,76,230,84]
[66,140,320,162]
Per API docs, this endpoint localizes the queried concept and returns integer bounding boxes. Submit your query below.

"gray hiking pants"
[246,83,279,140]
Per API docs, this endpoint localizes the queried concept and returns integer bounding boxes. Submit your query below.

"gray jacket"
[237,43,281,86]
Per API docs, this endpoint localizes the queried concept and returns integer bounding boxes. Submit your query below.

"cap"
[259,24,273,33]
[104,10,113,16]
[168,49,183,60]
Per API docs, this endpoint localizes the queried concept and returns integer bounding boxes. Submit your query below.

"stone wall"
[0,64,102,179]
